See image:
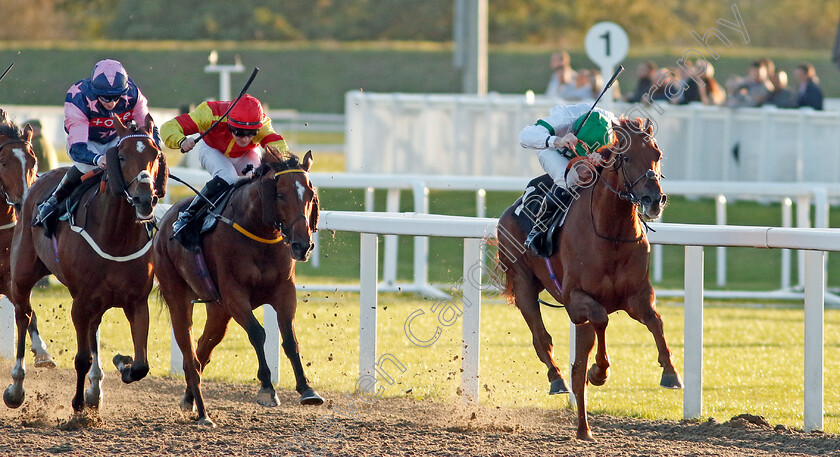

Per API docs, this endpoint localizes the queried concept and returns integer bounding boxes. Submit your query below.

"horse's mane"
[592,117,657,156]
[0,118,24,140]
[252,152,302,179]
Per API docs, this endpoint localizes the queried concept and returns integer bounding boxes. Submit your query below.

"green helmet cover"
[572,112,613,157]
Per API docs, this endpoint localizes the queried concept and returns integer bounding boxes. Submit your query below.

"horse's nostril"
[660,194,668,205]
[640,195,653,206]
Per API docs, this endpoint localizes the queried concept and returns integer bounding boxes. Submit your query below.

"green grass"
[23,286,840,432]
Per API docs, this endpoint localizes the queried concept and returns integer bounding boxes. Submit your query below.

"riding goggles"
[230,127,259,137]
[98,95,122,103]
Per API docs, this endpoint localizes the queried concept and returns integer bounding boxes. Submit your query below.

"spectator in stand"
[625,61,657,103]
[766,70,795,108]
[674,60,701,105]
[24,119,59,172]
[649,68,676,102]
[727,60,772,107]
[697,61,726,105]
[545,51,578,99]
[794,63,824,110]
[562,69,596,101]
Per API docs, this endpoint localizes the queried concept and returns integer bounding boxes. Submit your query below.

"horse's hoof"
[660,372,684,389]
[576,430,596,442]
[33,354,56,369]
[180,396,196,413]
[112,354,133,370]
[84,388,102,409]
[3,385,24,409]
[549,378,570,395]
[196,417,216,428]
[256,389,279,407]
[299,388,324,406]
[587,364,609,386]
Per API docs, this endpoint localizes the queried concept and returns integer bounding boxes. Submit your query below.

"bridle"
[589,148,663,243]
[598,152,662,206]
[271,168,309,241]
[0,138,34,208]
[113,133,163,207]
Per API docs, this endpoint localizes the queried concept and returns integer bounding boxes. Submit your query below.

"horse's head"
[108,114,167,221]
[257,148,319,261]
[0,115,37,210]
[605,118,666,220]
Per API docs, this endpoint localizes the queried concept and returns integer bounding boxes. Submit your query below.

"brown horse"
[4,114,167,412]
[0,113,54,368]
[154,149,322,427]
[496,118,682,441]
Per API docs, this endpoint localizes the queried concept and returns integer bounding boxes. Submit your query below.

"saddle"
[176,177,251,250]
[512,174,575,257]
[38,170,104,239]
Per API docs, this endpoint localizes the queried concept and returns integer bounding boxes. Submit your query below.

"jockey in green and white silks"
[517,102,617,256]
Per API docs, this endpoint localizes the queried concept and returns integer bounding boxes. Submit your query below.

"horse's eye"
[277,193,286,201]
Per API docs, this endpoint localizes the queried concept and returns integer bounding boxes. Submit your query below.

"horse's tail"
[493,213,520,306]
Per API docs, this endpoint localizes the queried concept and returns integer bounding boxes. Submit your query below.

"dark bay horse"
[496,117,682,441]
[4,114,167,412]
[0,113,54,368]
[154,149,322,427]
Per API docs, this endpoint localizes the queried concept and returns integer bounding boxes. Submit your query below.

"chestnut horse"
[496,118,682,441]
[154,149,322,427]
[4,114,167,412]
[0,113,54,368]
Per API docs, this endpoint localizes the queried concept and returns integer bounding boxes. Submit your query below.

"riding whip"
[559,64,624,157]
[0,63,14,84]
[185,66,260,151]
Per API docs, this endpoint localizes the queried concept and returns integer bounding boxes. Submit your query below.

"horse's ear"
[308,191,320,233]
[263,146,283,164]
[154,152,168,199]
[113,114,128,136]
[301,150,313,172]
[22,124,33,143]
[0,109,6,123]
[144,113,155,134]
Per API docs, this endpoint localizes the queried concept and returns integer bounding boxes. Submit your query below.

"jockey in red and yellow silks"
[160,94,290,241]
[160,97,288,158]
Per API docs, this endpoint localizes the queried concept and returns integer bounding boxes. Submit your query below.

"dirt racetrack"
[0,359,838,456]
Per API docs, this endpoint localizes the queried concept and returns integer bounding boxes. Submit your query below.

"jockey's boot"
[171,176,230,239]
[34,166,84,227]
[524,187,569,257]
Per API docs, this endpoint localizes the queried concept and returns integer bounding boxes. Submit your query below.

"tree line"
[2,0,839,50]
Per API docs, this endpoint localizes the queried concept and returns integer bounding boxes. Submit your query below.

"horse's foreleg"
[168,300,213,426]
[84,326,103,409]
[631,304,683,389]
[232,310,278,408]
[3,303,32,408]
[569,290,610,387]
[572,322,596,441]
[27,311,56,368]
[113,301,150,383]
[513,280,568,394]
[70,305,93,412]
[274,298,324,406]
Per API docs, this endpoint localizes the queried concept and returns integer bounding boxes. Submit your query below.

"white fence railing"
[345,92,840,183]
[163,168,840,302]
[0,211,835,432]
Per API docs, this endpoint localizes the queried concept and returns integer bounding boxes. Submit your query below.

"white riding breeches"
[73,138,118,173]
[196,140,262,185]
